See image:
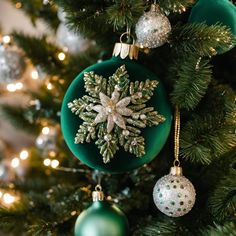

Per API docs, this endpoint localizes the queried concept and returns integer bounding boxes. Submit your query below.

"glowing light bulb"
[71,211,77,216]
[3,193,15,204]
[20,150,29,160]
[11,157,20,168]
[42,127,50,135]
[15,2,22,9]
[31,69,39,80]
[2,35,11,44]
[15,82,23,90]
[51,159,59,168]
[58,52,66,61]
[47,82,53,90]
[43,159,51,166]
[6,83,16,92]
[48,150,56,158]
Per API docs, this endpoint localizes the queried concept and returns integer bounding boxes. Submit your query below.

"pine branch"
[12,31,99,81]
[171,23,236,56]
[134,217,192,236]
[159,0,196,14]
[0,104,40,134]
[12,32,66,75]
[180,114,236,165]
[55,0,114,45]
[28,221,57,236]
[0,197,30,234]
[106,0,145,30]
[26,86,62,122]
[208,169,236,222]
[170,55,212,110]
[10,0,59,30]
[200,222,236,236]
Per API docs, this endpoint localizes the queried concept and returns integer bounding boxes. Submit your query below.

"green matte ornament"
[74,185,129,236]
[188,0,236,54]
[61,39,172,173]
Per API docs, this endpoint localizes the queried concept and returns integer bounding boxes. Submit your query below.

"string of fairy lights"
[0,31,68,207]
[0,33,67,93]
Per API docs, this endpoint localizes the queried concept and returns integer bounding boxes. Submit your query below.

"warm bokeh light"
[42,127,50,135]
[71,211,77,216]
[51,159,59,168]
[2,35,11,44]
[48,150,56,158]
[46,82,53,90]
[43,159,51,166]
[6,83,16,92]
[3,193,15,204]
[11,157,20,168]
[31,69,39,80]
[0,191,3,198]
[15,82,23,90]
[19,150,29,160]
[58,52,66,61]
[15,2,22,9]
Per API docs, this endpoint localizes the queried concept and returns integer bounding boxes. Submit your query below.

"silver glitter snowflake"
[92,89,133,133]
[68,65,166,163]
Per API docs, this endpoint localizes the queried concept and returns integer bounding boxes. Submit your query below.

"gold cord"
[174,106,181,166]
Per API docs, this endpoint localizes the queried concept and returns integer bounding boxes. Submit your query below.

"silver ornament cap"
[135,4,171,48]
[92,185,104,202]
[153,166,196,217]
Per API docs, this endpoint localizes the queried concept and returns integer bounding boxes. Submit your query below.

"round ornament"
[56,23,93,54]
[0,45,26,84]
[57,7,67,22]
[35,127,57,151]
[75,186,129,236]
[61,40,172,173]
[135,4,171,48]
[188,0,236,54]
[153,166,196,217]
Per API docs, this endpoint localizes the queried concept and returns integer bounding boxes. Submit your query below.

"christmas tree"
[0,0,236,235]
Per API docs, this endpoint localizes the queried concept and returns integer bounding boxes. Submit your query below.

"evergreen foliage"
[0,0,235,235]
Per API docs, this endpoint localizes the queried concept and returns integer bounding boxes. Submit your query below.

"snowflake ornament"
[92,90,133,133]
[68,65,166,163]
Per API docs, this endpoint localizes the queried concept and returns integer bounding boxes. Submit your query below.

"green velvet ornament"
[74,187,129,236]
[188,0,236,54]
[61,43,172,173]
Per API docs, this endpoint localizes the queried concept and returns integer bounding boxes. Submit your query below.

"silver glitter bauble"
[153,167,196,217]
[35,127,57,151]
[135,4,171,48]
[56,23,93,54]
[0,45,25,84]
[0,162,9,181]
[57,7,67,22]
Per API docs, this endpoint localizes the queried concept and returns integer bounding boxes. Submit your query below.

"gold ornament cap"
[170,166,183,176]
[150,3,161,12]
[113,32,139,60]
[92,185,104,202]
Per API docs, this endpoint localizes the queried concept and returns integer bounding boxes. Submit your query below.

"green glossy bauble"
[61,56,172,173]
[74,201,129,236]
[188,0,236,54]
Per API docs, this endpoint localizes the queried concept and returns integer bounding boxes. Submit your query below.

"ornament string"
[174,106,180,167]
[54,166,90,173]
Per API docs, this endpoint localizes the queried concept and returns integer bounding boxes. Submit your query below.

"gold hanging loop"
[174,106,181,165]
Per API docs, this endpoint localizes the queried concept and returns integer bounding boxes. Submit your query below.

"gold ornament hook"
[170,106,182,176]
[174,106,181,165]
